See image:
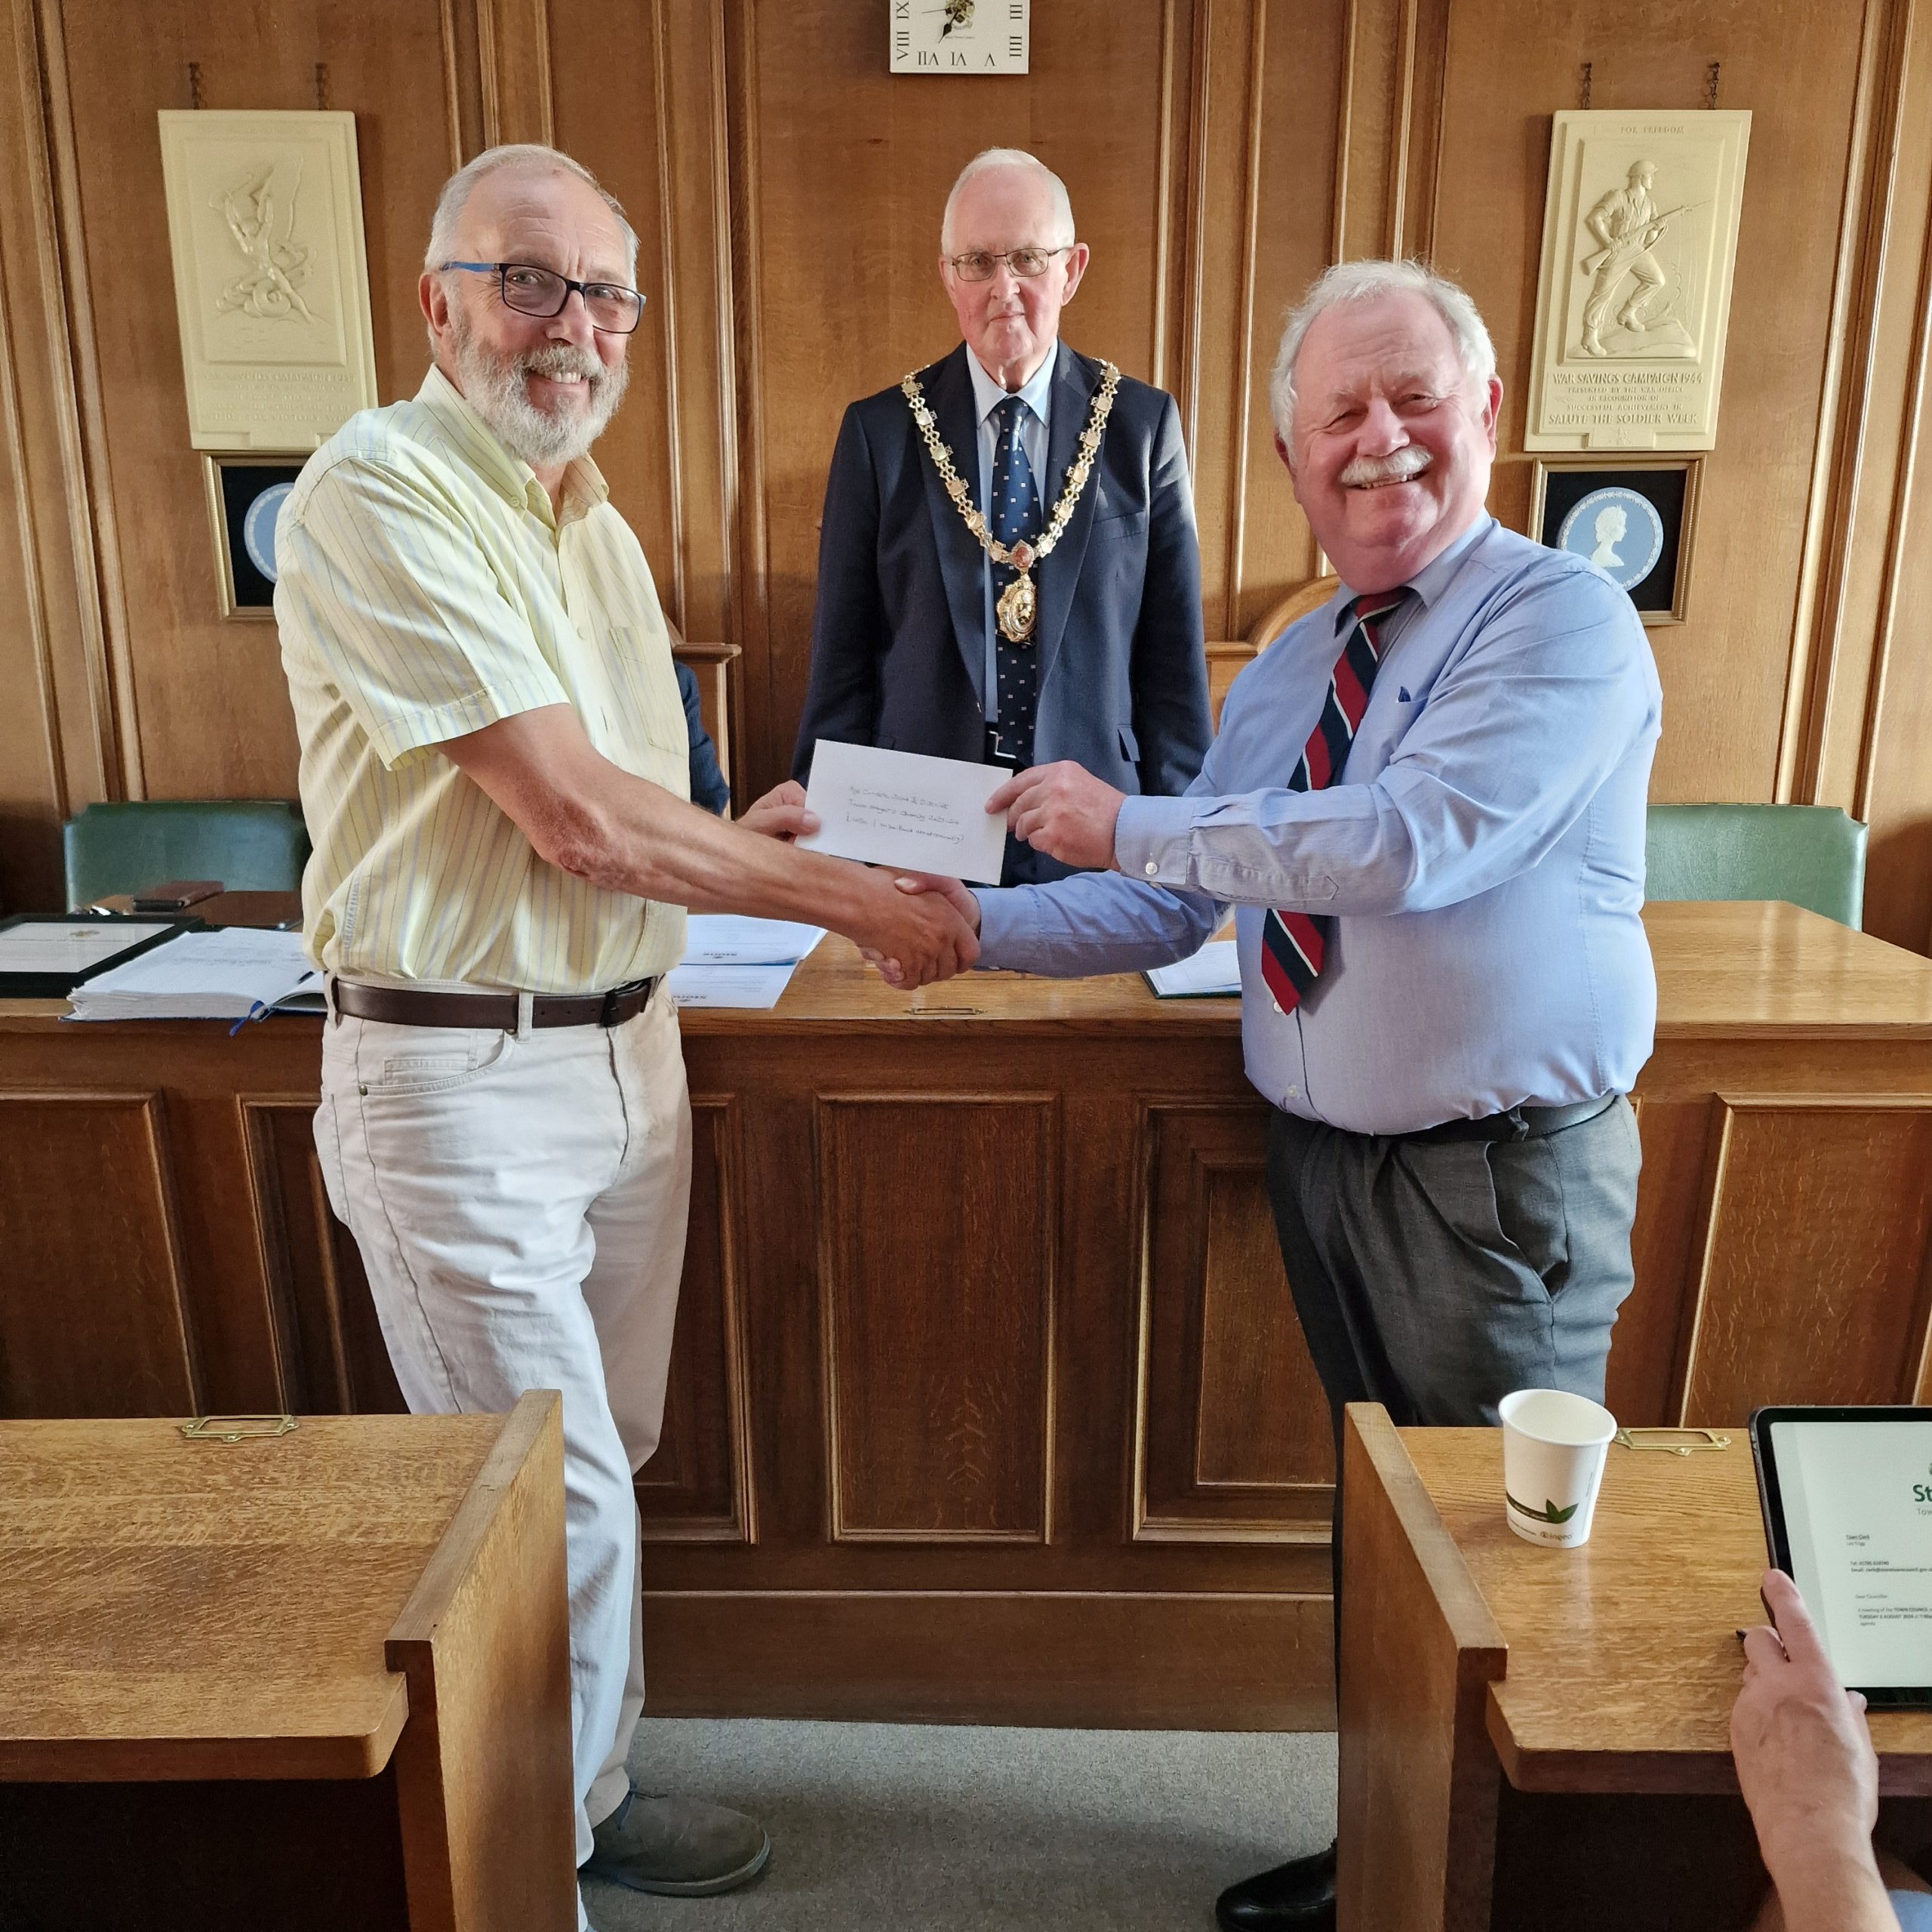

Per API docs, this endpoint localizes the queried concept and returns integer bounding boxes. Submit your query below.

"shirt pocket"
[602,624,691,771]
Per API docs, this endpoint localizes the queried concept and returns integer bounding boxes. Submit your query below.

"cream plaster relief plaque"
[1526,110,1750,451]
[158,110,378,450]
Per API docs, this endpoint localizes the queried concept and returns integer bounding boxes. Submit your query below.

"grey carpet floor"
[584,1718,1337,1932]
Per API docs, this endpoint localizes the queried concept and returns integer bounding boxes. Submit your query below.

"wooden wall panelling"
[546,0,690,658]
[1149,0,1192,403]
[1225,0,1353,635]
[1778,0,1914,810]
[0,0,125,913]
[651,0,741,745]
[1853,0,1932,953]
[650,0,740,657]
[475,0,552,146]
[1435,2,1873,810]
[0,256,66,913]
[0,1089,202,1416]
[438,0,486,166]
[719,0,1207,804]
[1331,0,1399,264]
[0,69,70,913]
[8,0,1932,949]
[1135,1102,1335,1541]
[242,1098,405,1416]
[1396,0,1454,267]
[1673,1094,1932,1422]
[721,0,773,801]
[635,1094,755,1542]
[1176,0,1264,639]
[1330,0,1453,265]
[816,1092,1056,1543]
[32,0,140,814]
[32,0,484,820]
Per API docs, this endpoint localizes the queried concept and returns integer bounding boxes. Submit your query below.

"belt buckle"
[599,978,651,1026]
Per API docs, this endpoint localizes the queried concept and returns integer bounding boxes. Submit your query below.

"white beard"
[448,306,630,469]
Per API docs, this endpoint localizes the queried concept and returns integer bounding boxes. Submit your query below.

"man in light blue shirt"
[910,259,1660,1932]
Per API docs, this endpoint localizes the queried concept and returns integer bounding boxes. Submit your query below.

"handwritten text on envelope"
[796,740,1008,885]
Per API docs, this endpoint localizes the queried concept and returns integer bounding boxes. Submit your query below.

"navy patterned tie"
[1259,589,1411,1015]
[989,394,1044,767]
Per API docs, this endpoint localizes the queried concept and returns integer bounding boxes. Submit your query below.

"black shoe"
[1214,1843,1337,1930]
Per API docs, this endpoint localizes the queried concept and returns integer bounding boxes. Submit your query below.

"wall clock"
[890,0,1029,73]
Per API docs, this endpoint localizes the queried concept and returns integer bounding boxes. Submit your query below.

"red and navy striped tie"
[1259,588,1411,1016]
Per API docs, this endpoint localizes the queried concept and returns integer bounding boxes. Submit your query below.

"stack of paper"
[1143,940,1241,998]
[66,928,321,1022]
[667,916,826,1011]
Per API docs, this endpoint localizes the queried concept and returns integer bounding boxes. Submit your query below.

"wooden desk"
[80,889,301,928]
[1,903,1929,1727]
[0,1393,572,1932]
[1340,1405,1932,1931]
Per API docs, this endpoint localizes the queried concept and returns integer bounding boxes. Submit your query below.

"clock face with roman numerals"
[890,0,1029,74]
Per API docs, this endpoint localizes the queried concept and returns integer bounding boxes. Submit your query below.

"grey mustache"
[1339,450,1432,486]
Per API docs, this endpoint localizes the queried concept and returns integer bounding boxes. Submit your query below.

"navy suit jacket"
[792,341,1211,881]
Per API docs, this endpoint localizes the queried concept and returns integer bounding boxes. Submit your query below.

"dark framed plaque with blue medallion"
[1530,455,1700,626]
[203,454,306,620]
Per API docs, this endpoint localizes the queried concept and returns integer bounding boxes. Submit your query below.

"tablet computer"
[1749,1406,1932,1710]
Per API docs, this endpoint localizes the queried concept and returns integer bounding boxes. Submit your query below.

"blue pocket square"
[1398,686,1414,703]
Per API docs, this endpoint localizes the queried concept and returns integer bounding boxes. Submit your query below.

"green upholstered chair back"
[63,801,310,909]
[1644,803,1866,929]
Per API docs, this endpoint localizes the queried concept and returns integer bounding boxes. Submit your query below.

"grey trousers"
[1264,1096,1642,1619]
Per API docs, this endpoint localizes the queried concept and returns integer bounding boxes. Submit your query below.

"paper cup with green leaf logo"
[1499,1389,1617,1549]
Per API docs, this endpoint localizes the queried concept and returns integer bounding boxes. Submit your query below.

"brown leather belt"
[332,976,659,1031]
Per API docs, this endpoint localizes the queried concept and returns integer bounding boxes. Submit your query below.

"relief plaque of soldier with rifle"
[1578,158,1706,357]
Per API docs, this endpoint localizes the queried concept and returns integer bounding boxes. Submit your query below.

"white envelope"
[796,741,1008,886]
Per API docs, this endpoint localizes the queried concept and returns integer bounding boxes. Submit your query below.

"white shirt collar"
[965,342,1058,429]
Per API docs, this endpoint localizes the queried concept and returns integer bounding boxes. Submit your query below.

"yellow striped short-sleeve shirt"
[275,365,690,992]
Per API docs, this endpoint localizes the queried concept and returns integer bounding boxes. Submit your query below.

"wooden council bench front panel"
[5,913,1930,1722]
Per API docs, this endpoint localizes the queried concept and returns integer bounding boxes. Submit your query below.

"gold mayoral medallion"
[901,362,1121,644]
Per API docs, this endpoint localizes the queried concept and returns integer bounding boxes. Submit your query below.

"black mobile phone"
[129,879,223,911]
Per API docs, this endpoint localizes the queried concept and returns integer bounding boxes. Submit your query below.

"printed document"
[65,927,319,1021]
[797,741,1008,886]
[1772,1417,1932,1687]
[679,916,825,965]
[666,962,798,1011]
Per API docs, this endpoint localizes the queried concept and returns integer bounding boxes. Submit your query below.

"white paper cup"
[1499,1388,1617,1549]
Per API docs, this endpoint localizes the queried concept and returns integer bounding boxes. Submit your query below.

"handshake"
[743,758,1129,990]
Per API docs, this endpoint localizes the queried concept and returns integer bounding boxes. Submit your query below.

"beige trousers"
[312,989,691,1894]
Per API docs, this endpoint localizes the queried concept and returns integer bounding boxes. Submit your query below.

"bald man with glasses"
[792,146,1211,885]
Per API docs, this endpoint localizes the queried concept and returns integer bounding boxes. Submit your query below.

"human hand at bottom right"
[1730,1568,1892,1932]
